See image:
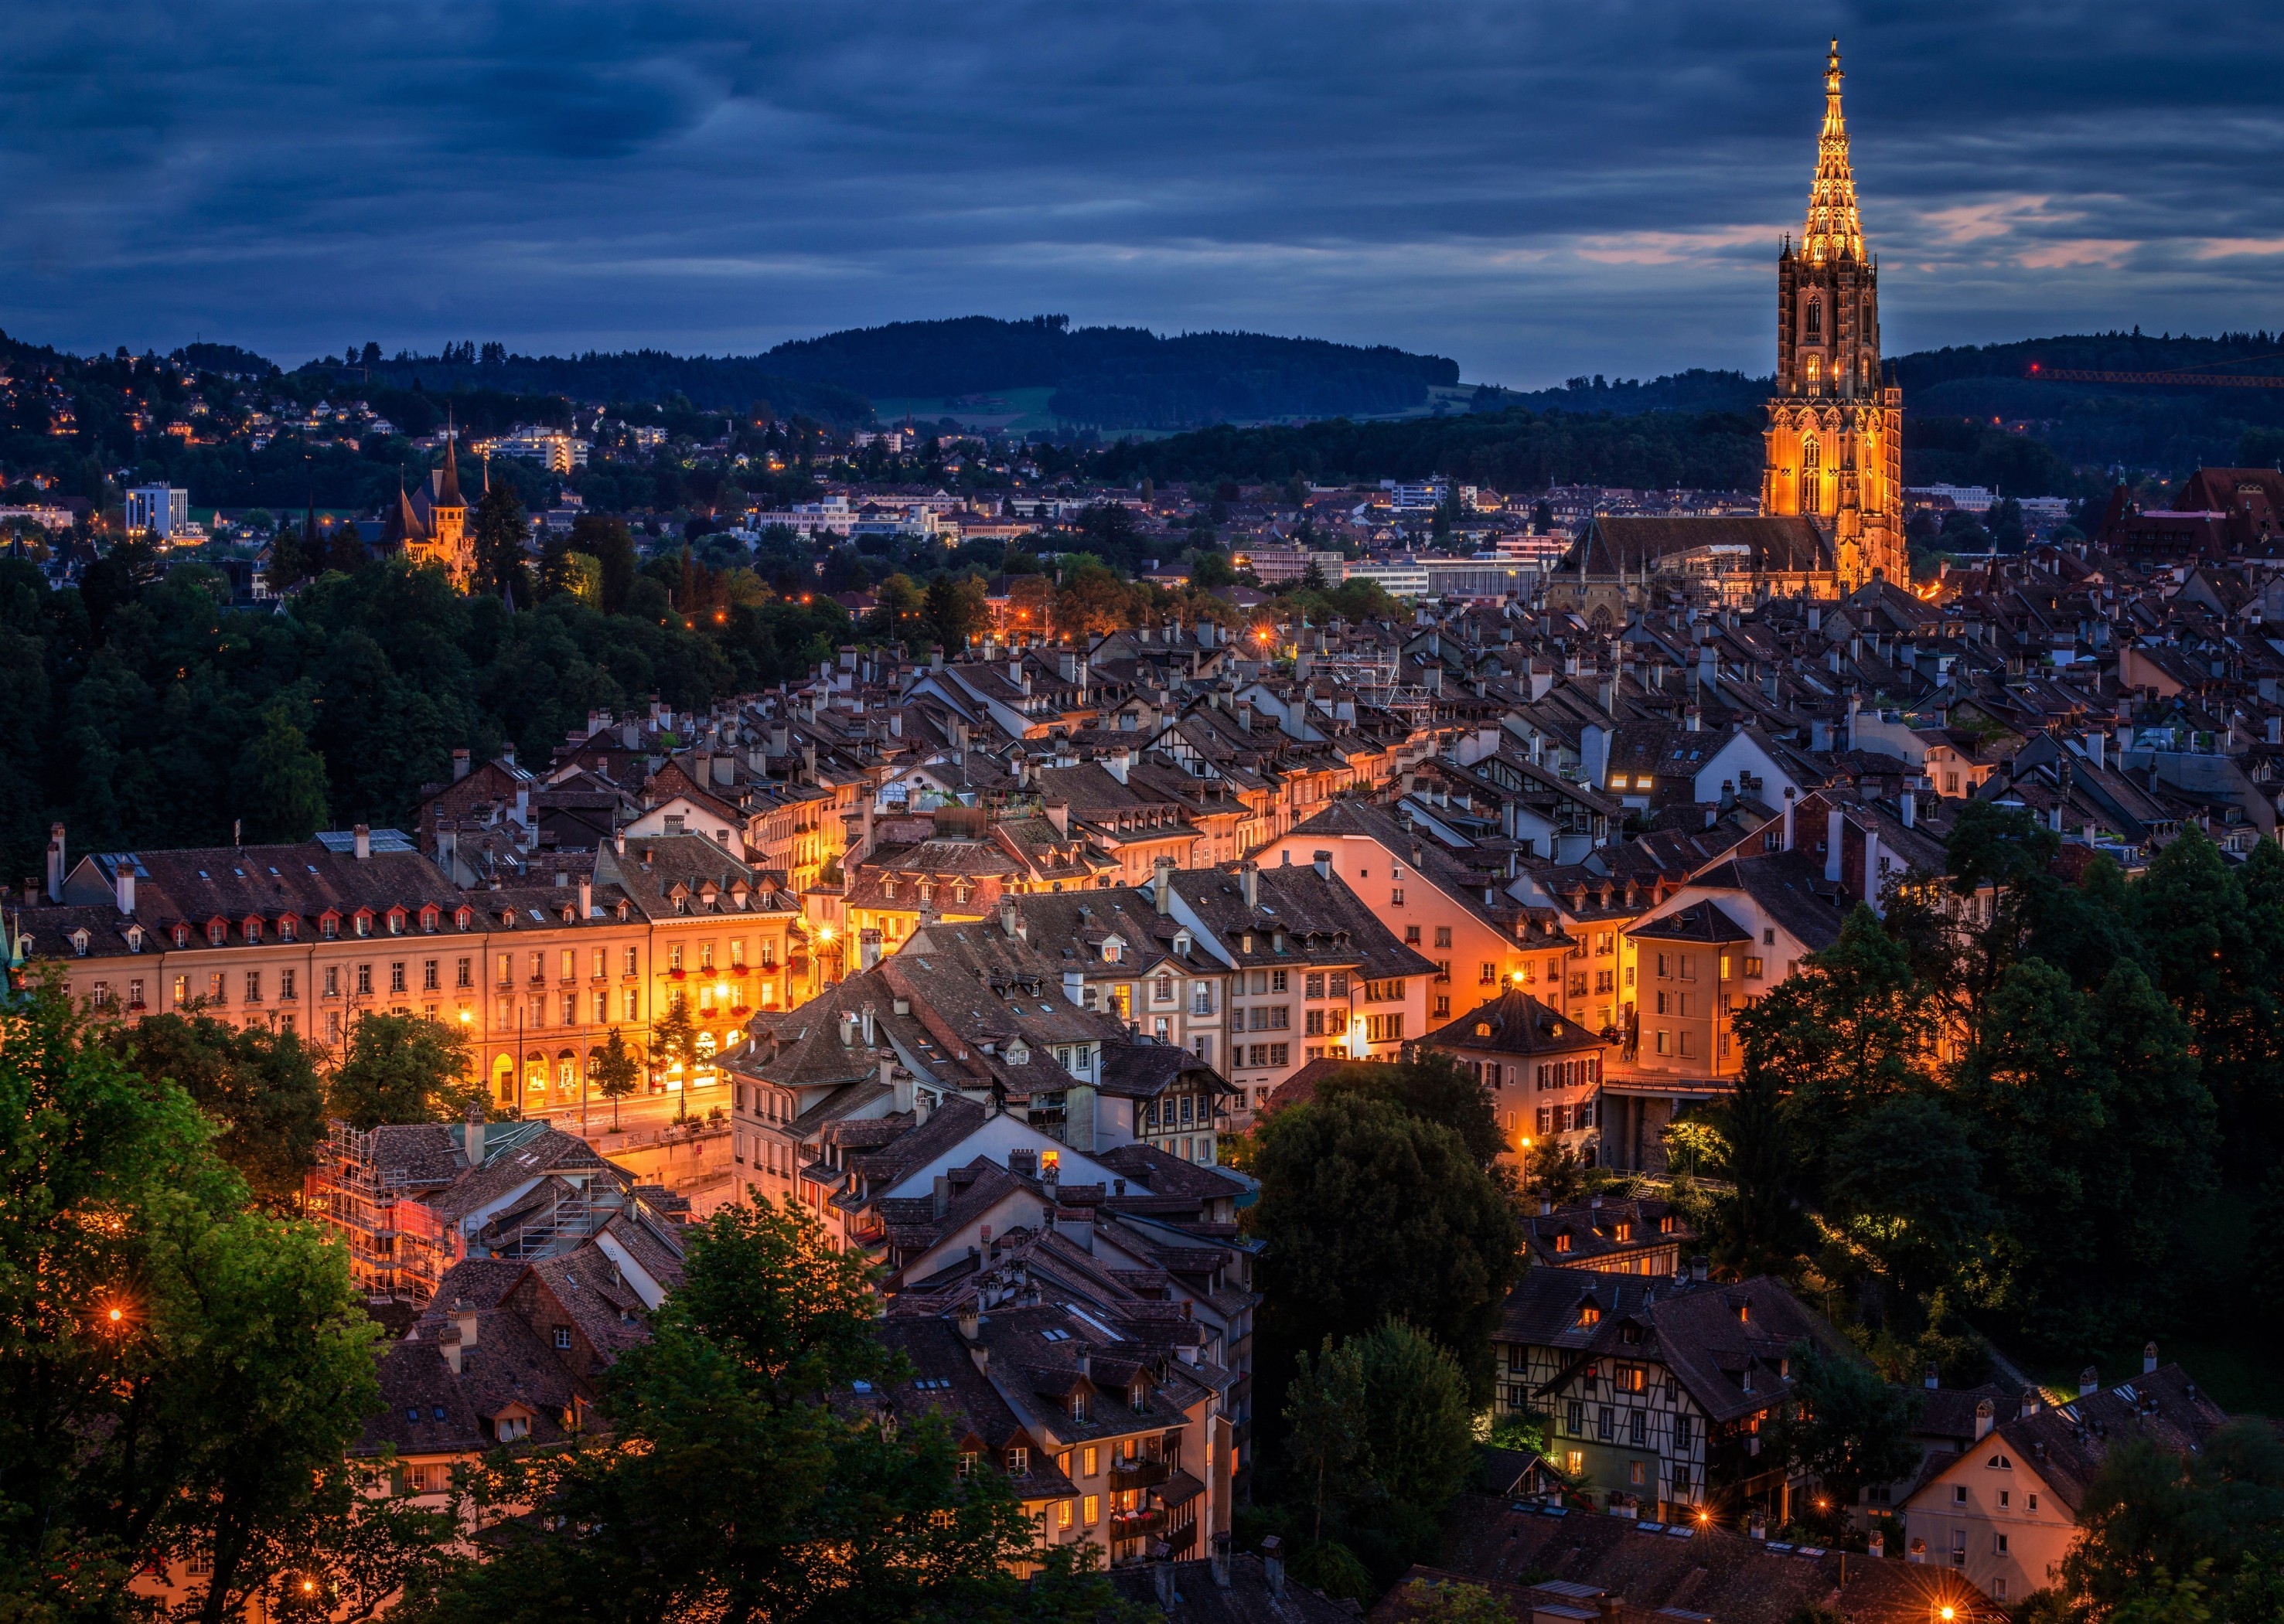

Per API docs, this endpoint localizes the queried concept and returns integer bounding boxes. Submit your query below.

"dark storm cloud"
[4,1,2283,386]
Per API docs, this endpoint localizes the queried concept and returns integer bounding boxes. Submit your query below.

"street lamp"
[1519,1134,1534,1197]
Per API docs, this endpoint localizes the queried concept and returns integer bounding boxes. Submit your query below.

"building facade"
[1761,41,1905,589]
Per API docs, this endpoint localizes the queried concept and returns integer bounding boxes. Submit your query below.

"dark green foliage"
[1248,1088,1520,1407]
[1281,1323,1475,1590]
[1765,1340,1924,1510]
[397,1200,1124,1624]
[1315,1050,1508,1168]
[0,982,458,1624]
[328,1011,484,1129]
[107,1011,329,1207]
[1094,406,1763,492]
[0,552,849,883]
[472,482,533,603]
[1733,832,2228,1359]
[2049,1421,2284,1622]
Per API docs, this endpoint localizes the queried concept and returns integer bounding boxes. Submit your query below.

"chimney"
[1044,799,1069,836]
[861,1003,876,1045]
[1846,691,1860,751]
[1825,809,1844,883]
[839,1011,857,1047]
[714,754,734,787]
[452,747,472,781]
[622,720,639,749]
[1863,829,1880,910]
[613,828,626,856]
[578,877,592,918]
[463,1099,486,1165]
[1690,1255,1708,1283]
[888,1058,912,1114]
[1313,849,1333,881]
[353,823,371,861]
[956,1304,979,1341]
[1781,787,1796,851]
[1683,704,1702,733]
[1867,1529,1884,1559]
[2022,1387,2042,1416]
[1062,969,1084,1007]
[1210,1534,1232,1590]
[1748,1508,1766,1540]
[1808,603,1822,633]
[932,1174,950,1218]
[46,822,64,902]
[2144,1340,2159,1375]
[1924,1362,1940,1391]
[1901,786,1916,829]
[514,787,530,827]
[1539,1197,1552,1217]
[1152,1551,1176,1609]
[454,1299,480,1356]
[1974,1398,1994,1441]
[1261,1537,1285,1598]
[2089,730,2108,769]
[1153,863,1173,916]
[2080,1365,2099,1398]
[1106,748,1130,785]
[115,863,134,915]
[1001,899,1021,939]
[1240,861,1260,911]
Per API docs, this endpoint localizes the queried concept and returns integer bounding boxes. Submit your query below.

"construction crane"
[2026,359,2284,389]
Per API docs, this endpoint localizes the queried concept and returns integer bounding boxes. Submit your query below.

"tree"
[1766,1340,1924,1513]
[1249,1091,1519,1404]
[653,997,698,1087]
[590,1026,641,1129]
[0,982,456,1624]
[329,1012,482,1128]
[922,572,987,654]
[1285,1335,1369,1544]
[2054,1422,2284,1622]
[109,1012,329,1208]
[399,1200,1081,1624]
[234,705,330,842]
[1394,1578,1513,1624]
[1317,1050,1507,1168]
[1821,1091,1989,1303]
[571,513,639,614]
[871,571,925,642]
[472,481,533,604]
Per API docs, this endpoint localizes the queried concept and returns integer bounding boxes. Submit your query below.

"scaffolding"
[305,1121,462,1305]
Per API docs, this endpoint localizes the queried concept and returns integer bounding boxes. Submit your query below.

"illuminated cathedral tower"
[1762,40,1904,587]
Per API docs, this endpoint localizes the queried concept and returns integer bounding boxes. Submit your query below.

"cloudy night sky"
[4,2,2282,387]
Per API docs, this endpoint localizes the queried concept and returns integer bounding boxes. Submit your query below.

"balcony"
[1109,1508,1167,1539]
[1110,1459,1170,1491]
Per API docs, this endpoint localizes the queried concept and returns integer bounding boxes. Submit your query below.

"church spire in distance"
[1802,38,1863,264]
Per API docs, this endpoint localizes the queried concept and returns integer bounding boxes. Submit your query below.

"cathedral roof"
[1567,516,1835,577]
[1802,39,1864,264]
[379,482,430,548]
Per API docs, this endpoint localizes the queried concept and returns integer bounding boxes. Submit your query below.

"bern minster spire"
[437,409,464,506]
[1802,39,1864,264]
[1761,38,1902,588]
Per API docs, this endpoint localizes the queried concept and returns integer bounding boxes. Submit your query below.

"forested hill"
[760,315,1461,427]
[332,351,874,427]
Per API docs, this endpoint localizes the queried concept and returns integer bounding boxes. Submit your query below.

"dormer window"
[1554,1232,1572,1253]
[1006,1446,1028,1476]
[1576,1303,1601,1327]
[125,926,143,952]
[1130,1382,1147,1414]
[1173,931,1191,955]
[280,917,298,942]
[322,914,339,940]
[70,929,90,958]
[243,918,262,944]
[1102,937,1123,964]
[881,877,896,899]
[1069,1392,1088,1423]
[354,914,371,938]
[421,906,440,933]
[456,907,473,930]
[387,910,406,936]
[172,924,190,948]
[207,921,227,947]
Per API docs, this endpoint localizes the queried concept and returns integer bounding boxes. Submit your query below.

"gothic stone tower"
[1762,41,1904,588]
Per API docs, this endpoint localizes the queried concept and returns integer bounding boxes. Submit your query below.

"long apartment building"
[12,822,800,1116]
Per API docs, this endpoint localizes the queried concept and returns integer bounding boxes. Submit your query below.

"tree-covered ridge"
[1092,407,1767,491]
[756,314,1461,427]
[0,546,850,877]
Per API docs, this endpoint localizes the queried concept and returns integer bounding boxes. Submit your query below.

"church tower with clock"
[1762,41,1904,587]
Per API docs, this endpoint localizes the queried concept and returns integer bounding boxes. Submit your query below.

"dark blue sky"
[6,2,2282,388]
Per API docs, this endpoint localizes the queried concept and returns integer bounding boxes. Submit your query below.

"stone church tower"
[1761,42,1904,587]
